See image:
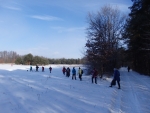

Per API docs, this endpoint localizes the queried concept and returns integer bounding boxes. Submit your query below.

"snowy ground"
[0,64,150,113]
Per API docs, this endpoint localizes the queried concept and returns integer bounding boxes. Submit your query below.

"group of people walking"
[61,66,120,89]
[62,66,83,81]
[29,65,52,73]
[29,64,122,89]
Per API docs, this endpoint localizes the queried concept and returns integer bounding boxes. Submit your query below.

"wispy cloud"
[4,6,21,11]
[30,15,63,21]
[51,26,85,33]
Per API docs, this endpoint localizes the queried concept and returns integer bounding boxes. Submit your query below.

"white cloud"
[30,15,63,21]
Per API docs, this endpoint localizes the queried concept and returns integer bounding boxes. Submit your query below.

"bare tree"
[85,5,127,76]
[0,51,19,63]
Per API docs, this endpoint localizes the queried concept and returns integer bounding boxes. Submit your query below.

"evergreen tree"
[123,0,150,74]
[15,57,23,64]
[24,53,33,65]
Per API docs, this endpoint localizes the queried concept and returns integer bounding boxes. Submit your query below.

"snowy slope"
[0,64,150,113]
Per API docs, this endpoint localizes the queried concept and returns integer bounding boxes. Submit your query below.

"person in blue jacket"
[72,67,76,80]
[110,68,121,89]
[30,65,32,72]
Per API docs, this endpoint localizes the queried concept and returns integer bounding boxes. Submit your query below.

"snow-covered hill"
[0,64,150,113]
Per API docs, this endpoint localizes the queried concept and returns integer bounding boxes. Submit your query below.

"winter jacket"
[30,66,32,70]
[49,67,52,70]
[67,68,70,73]
[92,69,98,78]
[62,67,66,72]
[72,68,76,75]
[114,70,120,81]
[78,69,82,75]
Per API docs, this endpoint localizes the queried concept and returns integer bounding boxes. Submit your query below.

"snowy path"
[0,65,150,113]
[110,68,150,113]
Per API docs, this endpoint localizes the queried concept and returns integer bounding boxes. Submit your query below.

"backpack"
[81,70,83,74]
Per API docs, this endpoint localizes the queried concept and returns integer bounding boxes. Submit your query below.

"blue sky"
[0,0,132,59]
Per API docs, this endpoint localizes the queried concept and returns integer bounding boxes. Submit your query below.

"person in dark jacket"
[72,67,76,80]
[66,67,70,77]
[110,68,121,89]
[49,66,52,73]
[92,68,98,84]
[36,65,39,72]
[127,66,130,72]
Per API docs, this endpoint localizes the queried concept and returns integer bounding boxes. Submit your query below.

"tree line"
[0,51,19,63]
[15,53,84,65]
[84,0,150,76]
[0,51,84,65]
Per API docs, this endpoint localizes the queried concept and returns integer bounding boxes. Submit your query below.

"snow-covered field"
[0,64,150,113]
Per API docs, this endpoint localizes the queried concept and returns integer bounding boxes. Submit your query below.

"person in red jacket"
[92,68,98,84]
[62,67,66,75]
[42,66,44,72]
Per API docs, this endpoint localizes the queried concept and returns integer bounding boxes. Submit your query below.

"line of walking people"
[62,66,83,81]
[62,66,121,89]
[62,66,101,83]
[29,65,52,73]
[30,65,121,89]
